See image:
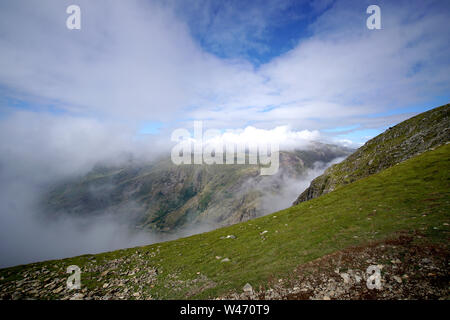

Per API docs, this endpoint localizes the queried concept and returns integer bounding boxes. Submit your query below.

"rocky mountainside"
[2,141,448,300]
[293,104,450,205]
[45,143,352,232]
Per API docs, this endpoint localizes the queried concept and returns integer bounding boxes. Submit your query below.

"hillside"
[294,104,450,205]
[44,143,351,232]
[1,142,448,300]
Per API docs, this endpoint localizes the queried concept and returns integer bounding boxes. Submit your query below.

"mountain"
[1,128,448,300]
[293,104,450,205]
[44,143,352,232]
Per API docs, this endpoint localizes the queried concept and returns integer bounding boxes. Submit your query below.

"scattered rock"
[340,273,350,284]
[243,283,253,295]
[101,270,109,277]
[218,235,450,300]
[69,293,84,300]
[53,286,64,294]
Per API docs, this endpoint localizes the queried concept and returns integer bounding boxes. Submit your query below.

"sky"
[0,0,448,149]
[0,0,449,267]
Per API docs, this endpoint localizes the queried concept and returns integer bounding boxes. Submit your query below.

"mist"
[260,157,347,215]
[0,111,349,268]
[0,112,169,268]
[237,156,347,217]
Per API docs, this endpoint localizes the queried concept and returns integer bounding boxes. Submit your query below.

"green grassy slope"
[294,104,449,204]
[1,144,449,299]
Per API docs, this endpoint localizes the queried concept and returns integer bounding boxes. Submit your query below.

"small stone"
[393,276,402,284]
[243,283,253,294]
[70,293,84,300]
[103,283,109,289]
[260,230,268,235]
[53,286,64,294]
[323,296,330,300]
[101,270,109,277]
[221,258,230,263]
[340,273,350,284]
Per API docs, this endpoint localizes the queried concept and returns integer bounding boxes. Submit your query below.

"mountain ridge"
[293,104,450,205]
[45,143,352,232]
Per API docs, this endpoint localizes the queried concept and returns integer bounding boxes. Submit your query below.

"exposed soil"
[219,233,450,300]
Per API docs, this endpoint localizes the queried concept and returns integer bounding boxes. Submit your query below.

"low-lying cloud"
[0,111,337,268]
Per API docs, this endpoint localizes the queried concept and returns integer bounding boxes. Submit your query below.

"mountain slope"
[1,142,448,300]
[44,144,351,232]
[294,104,449,205]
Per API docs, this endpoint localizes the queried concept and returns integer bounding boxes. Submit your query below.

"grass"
[1,144,449,299]
[310,104,449,194]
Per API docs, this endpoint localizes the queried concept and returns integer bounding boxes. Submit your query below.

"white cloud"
[205,125,321,150]
[0,0,448,134]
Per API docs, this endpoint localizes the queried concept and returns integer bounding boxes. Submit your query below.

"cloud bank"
[0,0,448,130]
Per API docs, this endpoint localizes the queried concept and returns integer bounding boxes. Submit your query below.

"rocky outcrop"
[293,104,450,205]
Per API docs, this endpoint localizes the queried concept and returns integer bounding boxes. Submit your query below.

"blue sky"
[0,0,449,148]
[173,0,330,65]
